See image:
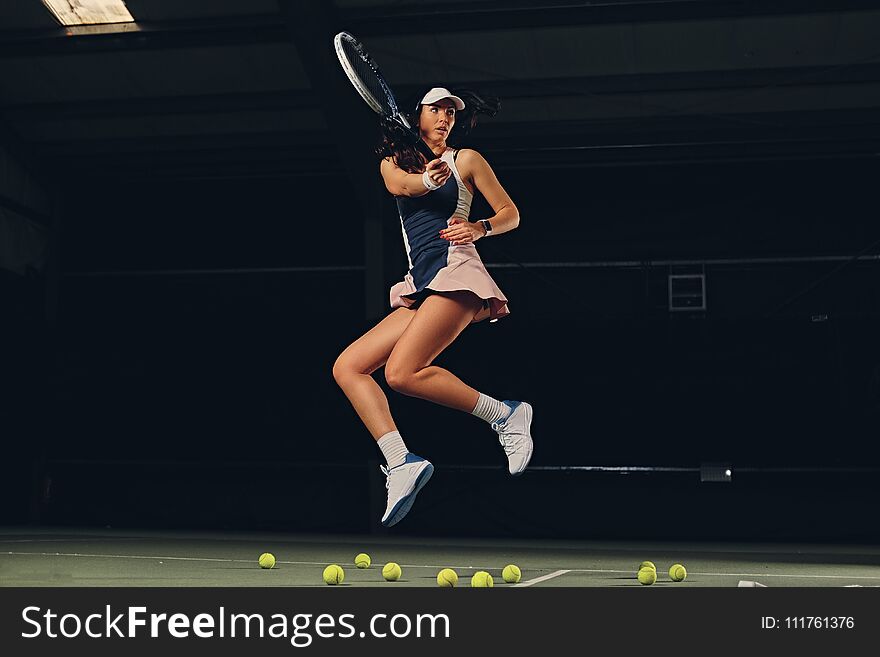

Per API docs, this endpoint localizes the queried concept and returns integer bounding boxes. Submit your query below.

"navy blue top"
[395,150,470,296]
[395,176,459,294]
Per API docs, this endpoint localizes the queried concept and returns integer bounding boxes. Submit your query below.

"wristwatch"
[479,219,493,235]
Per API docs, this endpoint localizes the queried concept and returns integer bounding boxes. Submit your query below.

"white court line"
[672,571,880,580]
[5,553,880,582]
[562,568,880,581]
[515,570,572,587]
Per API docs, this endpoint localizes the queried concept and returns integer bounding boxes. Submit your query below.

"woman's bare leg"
[332,307,417,440]
[384,291,484,412]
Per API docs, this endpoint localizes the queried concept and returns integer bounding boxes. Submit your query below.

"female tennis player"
[332,87,533,527]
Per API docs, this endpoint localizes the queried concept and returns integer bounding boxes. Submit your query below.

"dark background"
[2,0,880,541]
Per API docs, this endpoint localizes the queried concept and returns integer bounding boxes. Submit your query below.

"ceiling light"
[42,1,134,26]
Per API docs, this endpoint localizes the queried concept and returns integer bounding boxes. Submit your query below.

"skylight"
[42,1,135,26]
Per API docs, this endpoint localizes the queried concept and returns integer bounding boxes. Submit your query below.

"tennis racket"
[333,31,438,164]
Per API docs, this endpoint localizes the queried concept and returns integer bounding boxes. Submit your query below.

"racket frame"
[334,31,438,164]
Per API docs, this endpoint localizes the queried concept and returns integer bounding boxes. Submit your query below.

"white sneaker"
[492,400,533,476]
[380,453,434,527]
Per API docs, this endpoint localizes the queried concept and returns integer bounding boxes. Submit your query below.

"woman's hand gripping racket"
[333,31,437,164]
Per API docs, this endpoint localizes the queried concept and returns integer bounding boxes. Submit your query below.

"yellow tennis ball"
[258,552,276,569]
[355,553,371,569]
[323,564,345,585]
[638,567,657,585]
[502,564,522,584]
[669,564,687,582]
[639,561,656,572]
[471,571,494,588]
[382,562,402,581]
[437,568,458,587]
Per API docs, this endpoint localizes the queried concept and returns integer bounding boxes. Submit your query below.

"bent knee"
[384,363,417,394]
[333,352,381,385]
[332,354,358,385]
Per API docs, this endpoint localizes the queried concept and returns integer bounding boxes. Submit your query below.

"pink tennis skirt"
[389,244,510,323]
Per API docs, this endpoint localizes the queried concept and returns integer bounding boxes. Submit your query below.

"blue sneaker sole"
[382,463,434,527]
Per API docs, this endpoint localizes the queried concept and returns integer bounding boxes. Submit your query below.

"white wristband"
[422,170,441,191]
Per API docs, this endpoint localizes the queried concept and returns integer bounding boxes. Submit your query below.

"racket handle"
[416,141,438,163]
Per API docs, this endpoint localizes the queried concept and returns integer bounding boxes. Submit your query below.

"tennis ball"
[471,571,494,588]
[355,553,371,569]
[323,564,345,585]
[638,567,657,585]
[258,553,276,569]
[382,562,402,581]
[669,564,688,582]
[639,561,656,572]
[502,564,522,584]
[437,568,458,587]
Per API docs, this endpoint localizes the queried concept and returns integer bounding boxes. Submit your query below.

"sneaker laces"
[492,420,518,454]
[380,465,391,490]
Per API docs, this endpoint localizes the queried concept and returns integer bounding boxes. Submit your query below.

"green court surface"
[2,528,879,587]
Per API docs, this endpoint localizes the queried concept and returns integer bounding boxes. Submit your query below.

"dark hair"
[376,88,500,174]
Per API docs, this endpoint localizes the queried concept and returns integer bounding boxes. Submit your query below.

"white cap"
[418,87,465,110]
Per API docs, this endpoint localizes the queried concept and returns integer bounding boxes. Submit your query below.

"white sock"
[471,392,512,424]
[377,430,408,468]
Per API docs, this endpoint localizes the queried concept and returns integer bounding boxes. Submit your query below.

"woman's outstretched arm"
[458,148,519,235]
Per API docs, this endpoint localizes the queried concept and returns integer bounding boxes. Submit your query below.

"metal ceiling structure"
[0,0,878,182]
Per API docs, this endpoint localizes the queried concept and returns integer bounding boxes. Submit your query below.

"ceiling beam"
[0,14,286,58]
[40,137,879,179]
[2,89,317,120]
[29,107,880,155]
[29,108,880,178]
[0,1,877,57]
[345,0,880,35]
[6,63,880,121]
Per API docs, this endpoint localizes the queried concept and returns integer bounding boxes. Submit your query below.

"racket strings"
[341,40,397,116]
